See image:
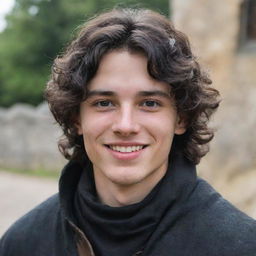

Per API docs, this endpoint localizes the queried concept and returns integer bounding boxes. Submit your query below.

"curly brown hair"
[45,8,220,165]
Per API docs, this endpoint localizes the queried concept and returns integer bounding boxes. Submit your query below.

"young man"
[1,8,256,256]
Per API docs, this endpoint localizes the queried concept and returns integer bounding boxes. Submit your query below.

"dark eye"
[95,100,113,107]
[142,100,160,107]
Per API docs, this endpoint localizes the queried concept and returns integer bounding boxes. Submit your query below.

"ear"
[174,116,186,135]
[74,115,83,135]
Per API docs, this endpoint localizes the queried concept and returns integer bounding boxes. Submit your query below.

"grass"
[0,167,60,180]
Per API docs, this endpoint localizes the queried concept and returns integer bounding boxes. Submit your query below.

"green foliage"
[0,0,170,107]
[0,167,59,179]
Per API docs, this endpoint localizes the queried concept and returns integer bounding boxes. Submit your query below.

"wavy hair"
[45,8,220,165]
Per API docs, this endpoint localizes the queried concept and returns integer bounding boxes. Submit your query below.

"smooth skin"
[77,50,186,207]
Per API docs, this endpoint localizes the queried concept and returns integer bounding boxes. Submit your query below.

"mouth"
[105,145,147,153]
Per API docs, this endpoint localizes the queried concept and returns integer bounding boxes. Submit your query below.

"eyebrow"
[86,90,171,99]
[86,90,115,98]
[137,90,171,99]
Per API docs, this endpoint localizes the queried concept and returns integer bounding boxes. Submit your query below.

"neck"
[97,183,152,207]
[93,165,168,207]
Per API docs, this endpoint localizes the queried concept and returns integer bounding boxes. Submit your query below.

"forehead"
[87,50,170,94]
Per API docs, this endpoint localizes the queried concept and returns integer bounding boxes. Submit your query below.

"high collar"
[58,151,197,256]
[58,151,197,221]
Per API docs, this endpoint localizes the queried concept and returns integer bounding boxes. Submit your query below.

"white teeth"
[110,145,144,153]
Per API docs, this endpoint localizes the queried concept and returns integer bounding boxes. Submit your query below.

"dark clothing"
[73,154,196,256]
[1,154,256,256]
[74,162,162,256]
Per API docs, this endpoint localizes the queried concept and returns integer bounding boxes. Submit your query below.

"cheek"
[81,123,103,161]
[147,117,177,155]
[144,112,177,136]
[80,114,112,142]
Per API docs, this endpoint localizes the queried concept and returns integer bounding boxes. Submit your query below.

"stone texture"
[0,102,66,171]
[171,0,256,218]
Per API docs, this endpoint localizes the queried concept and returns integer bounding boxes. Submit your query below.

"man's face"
[77,50,185,200]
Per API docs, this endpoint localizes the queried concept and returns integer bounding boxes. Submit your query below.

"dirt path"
[0,171,58,237]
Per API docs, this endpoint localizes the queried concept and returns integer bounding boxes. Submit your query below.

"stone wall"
[0,102,66,171]
[171,0,256,218]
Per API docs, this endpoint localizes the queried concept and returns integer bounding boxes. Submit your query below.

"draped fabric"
[74,151,197,256]
[1,151,256,256]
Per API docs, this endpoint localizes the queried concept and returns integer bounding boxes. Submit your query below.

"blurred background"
[0,0,256,235]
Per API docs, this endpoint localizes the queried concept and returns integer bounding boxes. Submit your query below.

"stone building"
[171,0,256,217]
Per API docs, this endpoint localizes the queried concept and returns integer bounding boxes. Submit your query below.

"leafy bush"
[0,0,169,107]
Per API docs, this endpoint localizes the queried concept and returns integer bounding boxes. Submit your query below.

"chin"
[106,167,149,187]
[111,176,143,186]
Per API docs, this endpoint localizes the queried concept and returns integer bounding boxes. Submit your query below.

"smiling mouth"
[105,145,147,153]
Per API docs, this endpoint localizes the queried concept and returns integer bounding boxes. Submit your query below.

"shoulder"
[190,179,256,254]
[0,194,62,256]
[156,179,256,255]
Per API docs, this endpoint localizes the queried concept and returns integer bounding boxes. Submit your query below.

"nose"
[111,105,140,136]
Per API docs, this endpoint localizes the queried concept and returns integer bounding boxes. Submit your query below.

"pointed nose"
[111,106,140,136]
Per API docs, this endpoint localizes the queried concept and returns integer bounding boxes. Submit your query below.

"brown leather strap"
[77,239,95,256]
[67,220,95,256]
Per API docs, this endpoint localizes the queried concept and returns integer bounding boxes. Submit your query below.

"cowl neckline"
[72,151,197,256]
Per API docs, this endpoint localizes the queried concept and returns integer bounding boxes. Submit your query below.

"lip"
[106,142,147,146]
[105,144,147,161]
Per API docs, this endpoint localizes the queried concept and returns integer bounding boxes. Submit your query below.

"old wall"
[0,102,66,171]
[171,0,256,217]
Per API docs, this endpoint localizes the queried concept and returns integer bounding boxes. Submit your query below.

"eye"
[141,100,161,108]
[94,100,114,107]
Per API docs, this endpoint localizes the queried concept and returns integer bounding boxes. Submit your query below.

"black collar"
[58,151,197,256]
